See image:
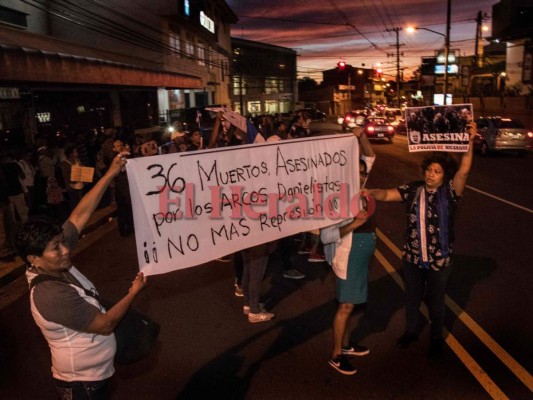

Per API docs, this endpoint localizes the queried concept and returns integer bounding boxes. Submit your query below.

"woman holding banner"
[361,121,476,359]
[15,152,147,399]
[321,128,376,375]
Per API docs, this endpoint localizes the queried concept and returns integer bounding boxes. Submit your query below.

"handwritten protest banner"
[126,134,360,276]
[405,104,473,152]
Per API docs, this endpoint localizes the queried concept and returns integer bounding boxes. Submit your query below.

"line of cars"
[338,108,401,143]
[338,108,532,155]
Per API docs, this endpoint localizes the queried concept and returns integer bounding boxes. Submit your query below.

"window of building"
[185,33,194,59]
[169,31,181,56]
[233,76,246,96]
[265,100,277,114]
[279,78,287,92]
[0,5,28,28]
[197,42,206,66]
[279,100,291,113]
[247,101,261,114]
[265,77,279,94]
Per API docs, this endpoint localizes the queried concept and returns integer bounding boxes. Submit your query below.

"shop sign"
[0,87,20,99]
[200,11,215,34]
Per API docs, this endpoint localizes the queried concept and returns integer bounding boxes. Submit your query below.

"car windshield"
[495,119,525,129]
[368,118,386,125]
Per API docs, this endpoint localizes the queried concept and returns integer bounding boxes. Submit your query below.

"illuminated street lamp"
[407,24,450,104]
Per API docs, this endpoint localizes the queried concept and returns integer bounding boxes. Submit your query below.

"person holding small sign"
[61,145,85,213]
[361,121,477,359]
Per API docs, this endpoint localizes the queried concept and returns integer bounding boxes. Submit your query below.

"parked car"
[338,110,367,132]
[474,117,533,156]
[362,117,395,143]
[384,107,404,127]
[295,108,327,122]
[395,119,407,135]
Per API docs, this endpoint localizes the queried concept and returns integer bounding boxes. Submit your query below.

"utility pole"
[443,0,451,105]
[474,10,484,68]
[387,27,403,108]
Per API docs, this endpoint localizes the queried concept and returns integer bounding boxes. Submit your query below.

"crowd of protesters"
[1,115,254,259]
[5,107,480,399]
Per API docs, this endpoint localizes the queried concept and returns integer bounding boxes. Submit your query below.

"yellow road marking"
[375,228,533,396]
[444,331,510,400]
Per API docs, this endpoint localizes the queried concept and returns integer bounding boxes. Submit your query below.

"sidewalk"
[0,205,117,287]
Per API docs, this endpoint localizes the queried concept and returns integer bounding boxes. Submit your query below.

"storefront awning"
[0,44,201,89]
[0,27,202,89]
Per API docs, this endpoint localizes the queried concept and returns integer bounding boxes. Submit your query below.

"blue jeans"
[241,243,270,314]
[402,260,451,339]
[54,378,110,400]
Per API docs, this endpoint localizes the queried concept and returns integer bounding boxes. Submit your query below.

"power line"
[20,0,227,71]
[327,0,387,54]
[236,14,348,27]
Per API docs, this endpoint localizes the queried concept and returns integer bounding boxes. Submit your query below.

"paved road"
[1,125,531,399]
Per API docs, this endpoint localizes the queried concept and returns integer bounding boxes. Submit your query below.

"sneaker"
[342,344,370,356]
[234,279,244,297]
[216,255,232,262]
[243,303,265,315]
[283,269,305,279]
[328,354,357,375]
[308,253,326,263]
[396,332,418,349]
[248,311,275,323]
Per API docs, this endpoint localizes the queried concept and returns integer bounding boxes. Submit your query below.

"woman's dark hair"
[15,216,63,264]
[421,152,458,182]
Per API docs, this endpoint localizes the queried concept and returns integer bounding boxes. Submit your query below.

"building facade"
[0,0,237,144]
[491,0,533,94]
[230,38,297,115]
[321,65,378,114]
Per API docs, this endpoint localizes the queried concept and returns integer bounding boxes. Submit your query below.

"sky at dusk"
[227,0,500,82]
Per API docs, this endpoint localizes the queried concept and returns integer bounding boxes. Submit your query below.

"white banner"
[126,134,360,276]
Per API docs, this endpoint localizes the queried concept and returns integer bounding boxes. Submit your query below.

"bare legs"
[331,302,355,357]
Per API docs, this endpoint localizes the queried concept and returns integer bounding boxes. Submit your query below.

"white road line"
[465,185,533,214]
[376,228,533,394]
